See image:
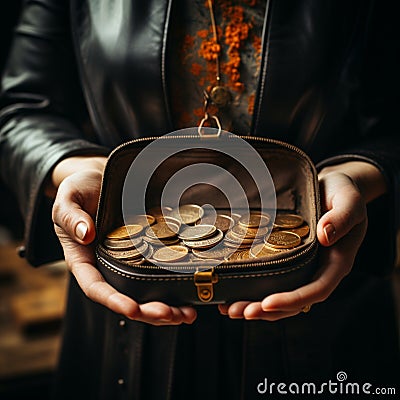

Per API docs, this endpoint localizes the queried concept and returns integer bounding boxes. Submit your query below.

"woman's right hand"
[50,156,197,326]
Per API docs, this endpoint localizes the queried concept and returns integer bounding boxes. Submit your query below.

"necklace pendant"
[210,85,231,108]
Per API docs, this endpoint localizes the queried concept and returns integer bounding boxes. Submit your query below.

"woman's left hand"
[218,161,385,321]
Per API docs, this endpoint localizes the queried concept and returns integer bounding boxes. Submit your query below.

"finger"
[227,301,252,319]
[261,224,365,312]
[138,302,175,324]
[135,303,196,326]
[52,180,97,245]
[318,175,366,246]
[218,304,230,315]
[243,302,301,321]
[179,306,197,324]
[71,261,141,318]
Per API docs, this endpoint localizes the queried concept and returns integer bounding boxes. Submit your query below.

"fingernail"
[261,297,274,311]
[323,223,336,244]
[75,222,88,240]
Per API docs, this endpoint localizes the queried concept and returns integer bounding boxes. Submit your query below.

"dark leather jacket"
[1,2,399,398]
[1,0,399,268]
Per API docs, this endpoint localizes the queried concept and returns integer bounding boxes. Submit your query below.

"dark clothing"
[0,1,399,399]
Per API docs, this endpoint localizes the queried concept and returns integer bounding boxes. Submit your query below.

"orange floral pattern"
[168,0,266,134]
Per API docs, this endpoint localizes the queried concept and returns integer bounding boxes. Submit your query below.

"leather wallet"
[95,133,320,305]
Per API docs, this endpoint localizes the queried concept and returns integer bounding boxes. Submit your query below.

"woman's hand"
[218,161,386,321]
[50,156,197,326]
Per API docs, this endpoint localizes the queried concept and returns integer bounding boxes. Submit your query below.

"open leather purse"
[95,131,320,305]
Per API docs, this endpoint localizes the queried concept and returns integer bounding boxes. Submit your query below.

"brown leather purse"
[95,132,320,305]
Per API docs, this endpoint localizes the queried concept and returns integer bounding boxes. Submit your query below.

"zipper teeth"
[98,239,317,272]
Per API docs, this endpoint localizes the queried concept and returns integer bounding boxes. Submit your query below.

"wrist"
[318,161,387,203]
[45,156,107,198]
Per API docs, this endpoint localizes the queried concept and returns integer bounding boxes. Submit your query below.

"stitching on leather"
[96,256,311,281]
[97,257,192,281]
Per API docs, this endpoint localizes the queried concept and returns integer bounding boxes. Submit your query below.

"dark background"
[0,0,24,240]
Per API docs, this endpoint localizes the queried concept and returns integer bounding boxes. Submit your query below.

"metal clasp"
[194,268,218,302]
[197,90,221,138]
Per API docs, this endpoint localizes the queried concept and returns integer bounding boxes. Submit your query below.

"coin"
[143,236,180,246]
[265,231,301,249]
[225,249,252,262]
[145,222,179,240]
[230,224,269,239]
[107,224,144,240]
[274,213,303,229]
[250,243,283,258]
[183,229,224,249]
[224,230,257,245]
[125,214,155,226]
[156,216,181,231]
[192,247,233,260]
[169,204,204,225]
[103,237,143,251]
[222,240,249,249]
[152,245,189,262]
[178,224,216,241]
[124,257,145,266]
[142,243,154,259]
[199,214,235,233]
[105,241,149,260]
[285,223,310,238]
[238,212,271,228]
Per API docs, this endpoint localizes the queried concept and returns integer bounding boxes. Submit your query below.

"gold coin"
[169,204,204,225]
[183,230,224,249]
[224,230,257,245]
[230,224,269,239]
[143,236,180,246]
[178,224,216,240]
[192,247,233,260]
[199,214,235,233]
[106,241,149,260]
[225,249,252,262]
[250,243,283,258]
[125,214,155,226]
[107,224,143,240]
[103,237,143,251]
[285,223,310,238]
[265,231,301,249]
[154,216,181,234]
[145,222,179,240]
[274,213,304,229]
[238,212,271,228]
[152,245,189,263]
[222,240,253,249]
[125,258,145,266]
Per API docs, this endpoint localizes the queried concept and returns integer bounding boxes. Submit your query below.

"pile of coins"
[101,204,310,264]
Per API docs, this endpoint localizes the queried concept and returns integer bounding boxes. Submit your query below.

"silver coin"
[178,224,216,240]
[183,229,224,249]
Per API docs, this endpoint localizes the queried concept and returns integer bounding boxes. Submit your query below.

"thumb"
[317,175,366,247]
[52,180,97,245]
